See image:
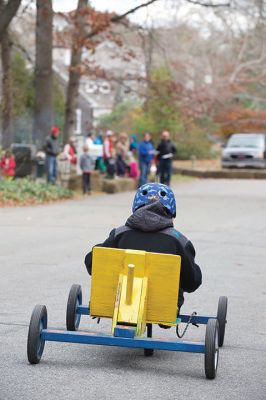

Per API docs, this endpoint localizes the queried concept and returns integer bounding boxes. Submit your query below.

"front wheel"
[27,304,47,364]
[204,319,219,379]
[66,284,82,331]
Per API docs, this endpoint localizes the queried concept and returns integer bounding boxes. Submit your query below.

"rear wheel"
[66,284,82,331]
[204,319,219,379]
[144,324,154,357]
[217,296,228,347]
[27,305,47,364]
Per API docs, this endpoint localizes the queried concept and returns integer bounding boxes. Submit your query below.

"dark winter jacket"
[84,201,202,307]
[157,139,176,160]
[44,135,60,157]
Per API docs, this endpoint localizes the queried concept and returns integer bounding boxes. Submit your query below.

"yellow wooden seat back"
[90,247,181,325]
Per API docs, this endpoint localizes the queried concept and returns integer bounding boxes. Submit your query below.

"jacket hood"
[126,200,173,232]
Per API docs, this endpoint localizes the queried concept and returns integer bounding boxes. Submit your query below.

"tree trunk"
[32,0,53,149]
[0,0,22,41]
[1,27,13,148]
[63,0,89,145]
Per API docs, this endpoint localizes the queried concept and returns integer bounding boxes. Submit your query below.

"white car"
[222,133,266,169]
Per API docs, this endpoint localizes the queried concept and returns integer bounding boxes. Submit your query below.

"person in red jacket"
[0,149,16,179]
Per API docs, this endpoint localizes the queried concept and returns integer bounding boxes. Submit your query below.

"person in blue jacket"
[138,132,155,187]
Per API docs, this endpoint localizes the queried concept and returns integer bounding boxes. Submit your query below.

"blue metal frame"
[77,305,89,315]
[41,329,205,353]
[76,305,214,326]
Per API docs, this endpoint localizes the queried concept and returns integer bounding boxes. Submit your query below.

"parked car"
[221,133,266,169]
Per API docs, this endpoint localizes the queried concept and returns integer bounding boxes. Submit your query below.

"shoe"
[158,324,171,329]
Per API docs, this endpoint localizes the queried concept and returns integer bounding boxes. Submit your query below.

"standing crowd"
[83,128,176,188]
[1,127,176,191]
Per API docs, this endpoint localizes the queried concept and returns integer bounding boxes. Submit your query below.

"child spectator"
[0,149,16,179]
[128,152,139,178]
[80,144,94,194]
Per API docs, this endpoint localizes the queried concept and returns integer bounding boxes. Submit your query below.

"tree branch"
[84,0,231,41]
[84,0,160,40]
[0,0,22,40]
[185,0,231,7]
[111,0,160,22]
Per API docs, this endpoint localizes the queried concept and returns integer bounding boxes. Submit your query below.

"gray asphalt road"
[1,179,266,400]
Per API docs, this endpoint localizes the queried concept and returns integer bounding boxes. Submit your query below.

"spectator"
[138,132,155,187]
[129,134,138,155]
[106,149,116,179]
[80,144,94,194]
[85,132,94,148]
[63,137,77,167]
[0,149,16,179]
[44,126,60,184]
[128,151,139,179]
[103,130,114,166]
[116,132,129,177]
[93,134,105,173]
[157,130,176,186]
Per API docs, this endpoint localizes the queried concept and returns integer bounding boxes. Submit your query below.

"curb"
[173,167,266,179]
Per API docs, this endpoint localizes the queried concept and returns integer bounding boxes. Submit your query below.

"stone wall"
[67,172,138,193]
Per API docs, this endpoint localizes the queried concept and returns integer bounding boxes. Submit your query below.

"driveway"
[0,179,265,400]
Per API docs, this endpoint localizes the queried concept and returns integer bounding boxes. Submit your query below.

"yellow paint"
[146,252,181,324]
[90,247,123,318]
[123,250,146,277]
[125,264,135,305]
[111,274,123,333]
[90,247,181,328]
[136,277,148,335]
[117,275,143,325]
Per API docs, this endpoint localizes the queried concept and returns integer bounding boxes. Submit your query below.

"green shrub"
[0,178,73,206]
[175,125,212,160]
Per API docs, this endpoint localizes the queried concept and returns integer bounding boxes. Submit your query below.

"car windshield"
[227,135,264,148]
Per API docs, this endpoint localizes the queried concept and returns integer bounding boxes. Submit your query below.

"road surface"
[0,179,265,400]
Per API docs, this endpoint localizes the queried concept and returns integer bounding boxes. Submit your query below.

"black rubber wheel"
[27,304,47,364]
[217,296,228,347]
[144,323,154,356]
[66,284,82,331]
[204,319,219,379]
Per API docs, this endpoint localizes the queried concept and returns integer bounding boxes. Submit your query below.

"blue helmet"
[132,183,176,217]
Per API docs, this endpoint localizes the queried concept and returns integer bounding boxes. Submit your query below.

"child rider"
[84,183,202,322]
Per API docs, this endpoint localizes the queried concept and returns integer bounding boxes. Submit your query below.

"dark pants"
[139,161,151,187]
[46,155,57,184]
[116,155,126,177]
[159,158,172,186]
[82,172,91,193]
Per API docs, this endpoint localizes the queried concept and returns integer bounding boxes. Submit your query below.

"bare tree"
[0,0,23,148]
[0,23,13,148]
[63,0,89,145]
[32,0,53,148]
[0,0,22,40]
